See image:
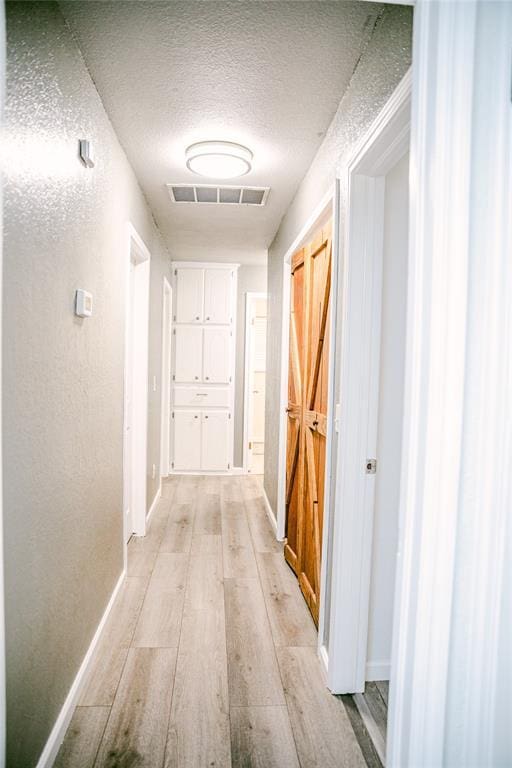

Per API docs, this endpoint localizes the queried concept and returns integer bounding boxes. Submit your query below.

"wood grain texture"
[193,490,221,535]
[230,706,300,768]
[341,695,384,768]
[166,607,230,768]
[245,497,282,554]
[54,707,110,768]
[225,578,285,707]
[353,692,386,766]
[94,648,176,768]
[257,552,317,647]
[159,502,194,553]
[277,646,367,767]
[222,500,258,579]
[61,476,369,768]
[80,577,146,706]
[190,533,222,556]
[132,553,188,648]
[376,680,389,707]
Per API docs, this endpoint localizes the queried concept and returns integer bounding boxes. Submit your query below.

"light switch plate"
[75,289,93,317]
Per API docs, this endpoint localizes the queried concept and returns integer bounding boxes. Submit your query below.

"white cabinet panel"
[173,411,201,470]
[204,269,232,324]
[203,327,230,384]
[174,326,203,383]
[173,387,230,407]
[176,268,204,323]
[201,411,229,471]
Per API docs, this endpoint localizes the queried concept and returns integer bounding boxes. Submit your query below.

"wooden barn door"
[285,222,332,625]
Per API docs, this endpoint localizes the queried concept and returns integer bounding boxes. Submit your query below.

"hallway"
[56,476,367,768]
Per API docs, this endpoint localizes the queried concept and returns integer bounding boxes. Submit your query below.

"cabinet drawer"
[173,387,230,407]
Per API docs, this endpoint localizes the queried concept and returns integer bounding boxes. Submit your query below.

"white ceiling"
[61,1,382,264]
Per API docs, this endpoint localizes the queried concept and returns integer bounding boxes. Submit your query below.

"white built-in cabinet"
[171,262,239,472]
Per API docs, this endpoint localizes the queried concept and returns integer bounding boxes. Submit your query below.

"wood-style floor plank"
[54,707,110,768]
[245,497,283,554]
[132,553,188,648]
[190,533,222,556]
[376,680,389,707]
[193,490,222,535]
[353,692,387,766]
[225,577,285,707]
[222,500,258,579]
[159,502,194,553]
[230,706,300,768]
[257,552,317,647]
[80,577,146,706]
[166,607,230,768]
[94,647,176,768]
[277,646,367,767]
[165,512,230,768]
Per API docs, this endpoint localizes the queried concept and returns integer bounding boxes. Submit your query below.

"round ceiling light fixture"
[185,141,253,179]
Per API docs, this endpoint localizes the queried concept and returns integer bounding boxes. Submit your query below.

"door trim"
[243,291,267,473]
[325,71,411,694]
[123,223,150,554]
[159,277,172,477]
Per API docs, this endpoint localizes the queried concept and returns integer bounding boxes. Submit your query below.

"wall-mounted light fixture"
[79,139,95,168]
[185,141,252,179]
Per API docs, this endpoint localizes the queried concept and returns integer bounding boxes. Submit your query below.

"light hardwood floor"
[56,475,369,768]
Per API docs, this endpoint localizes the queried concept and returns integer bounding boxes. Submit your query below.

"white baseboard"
[36,570,126,768]
[365,660,390,681]
[230,466,247,475]
[262,487,285,541]
[145,482,162,527]
[318,643,329,684]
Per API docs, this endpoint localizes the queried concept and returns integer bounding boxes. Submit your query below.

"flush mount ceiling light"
[185,141,253,179]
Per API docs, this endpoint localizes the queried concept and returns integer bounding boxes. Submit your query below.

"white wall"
[366,151,409,679]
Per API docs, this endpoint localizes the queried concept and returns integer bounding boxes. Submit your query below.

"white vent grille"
[167,184,270,206]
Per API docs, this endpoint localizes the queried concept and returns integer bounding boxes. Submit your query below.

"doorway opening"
[160,277,172,478]
[243,292,267,475]
[322,72,411,764]
[123,224,150,544]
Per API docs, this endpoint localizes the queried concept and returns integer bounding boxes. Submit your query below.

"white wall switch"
[75,289,93,317]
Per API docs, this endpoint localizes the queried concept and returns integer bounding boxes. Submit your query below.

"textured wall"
[3,3,170,765]
[263,4,413,513]
[234,264,267,467]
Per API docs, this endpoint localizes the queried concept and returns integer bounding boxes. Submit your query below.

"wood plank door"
[284,222,332,625]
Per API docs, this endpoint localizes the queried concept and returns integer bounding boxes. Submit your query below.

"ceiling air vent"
[167,184,270,206]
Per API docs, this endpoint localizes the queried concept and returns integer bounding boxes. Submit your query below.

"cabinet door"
[203,327,230,384]
[203,269,232,324]
[176,268,204,323]
[201,411,229,471]
[174,326,203,383]
[173,411,201,470]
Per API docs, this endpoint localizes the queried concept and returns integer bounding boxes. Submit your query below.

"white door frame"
[243,291,267,473]
[388,3,512,765]
[123,223,150,546]
[276,189,335,541]
[324,71,411,694]
[0,2,6,762]
[160,277,172,477]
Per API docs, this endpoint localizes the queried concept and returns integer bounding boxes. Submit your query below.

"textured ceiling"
[60,1,382,263]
